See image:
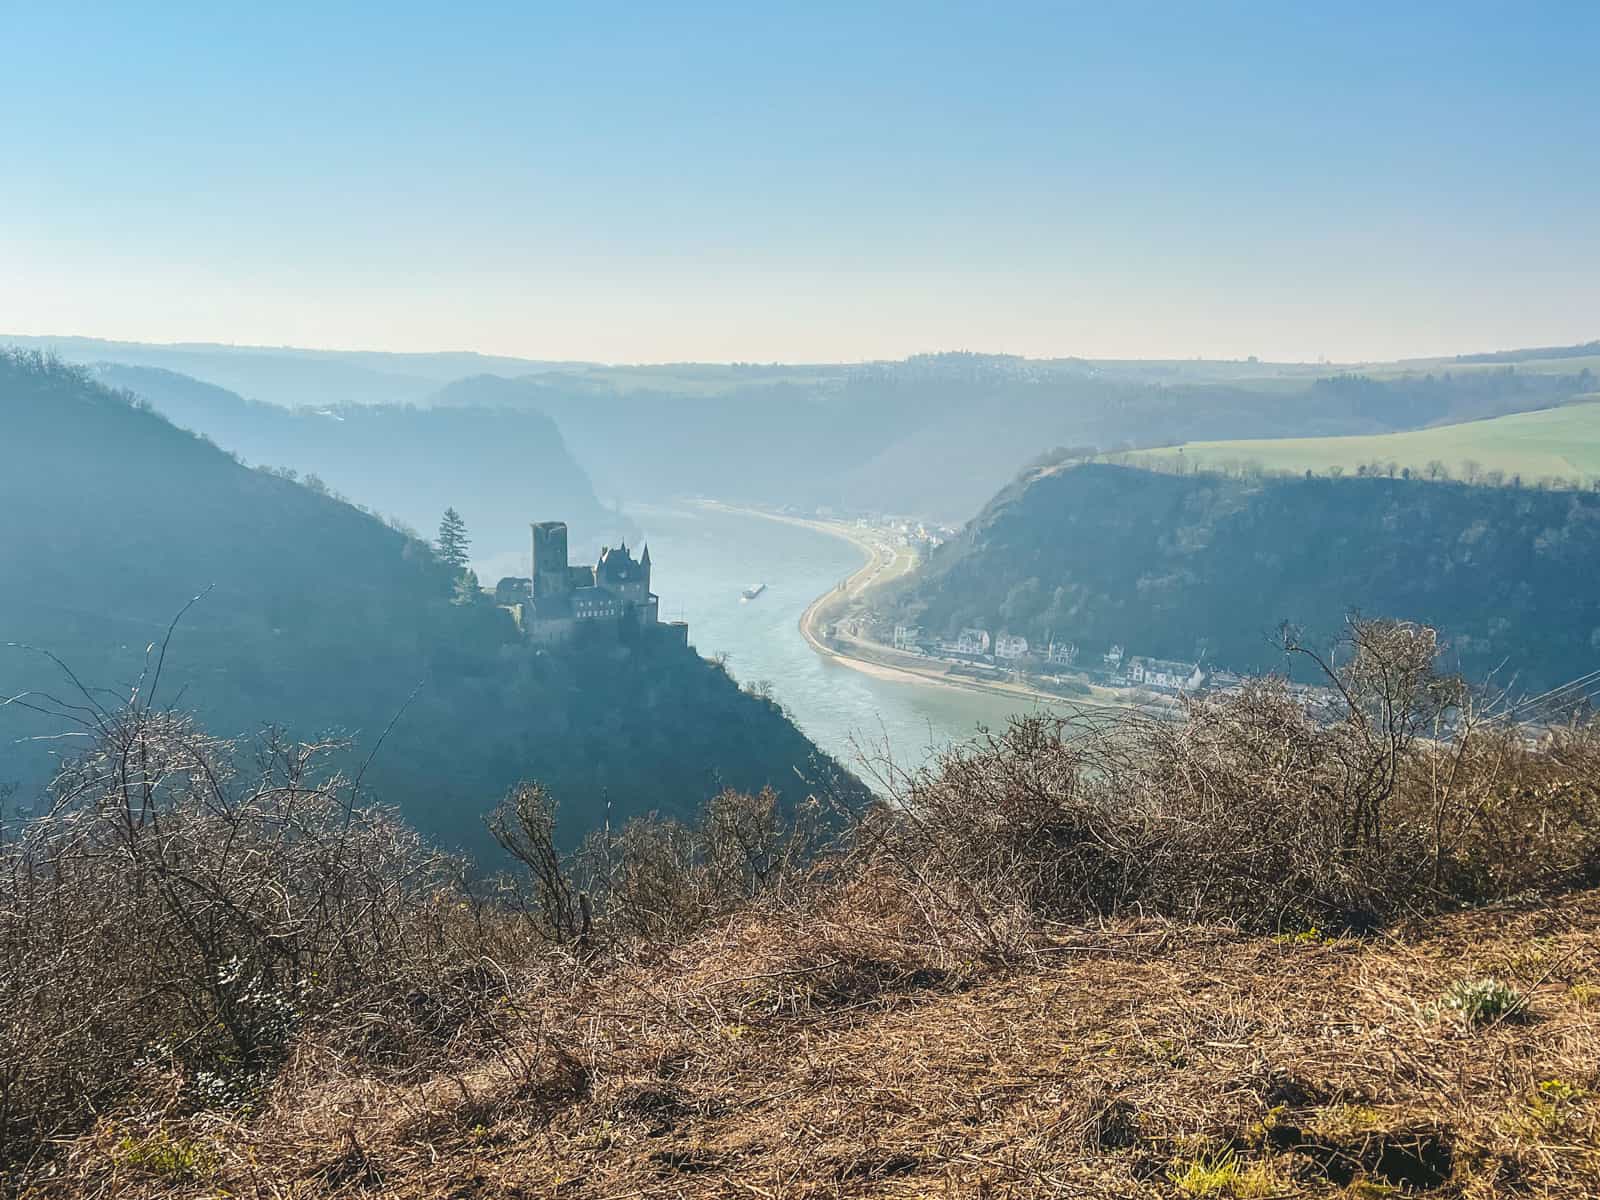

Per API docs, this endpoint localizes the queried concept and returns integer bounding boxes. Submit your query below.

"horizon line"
[4,328,1597,373]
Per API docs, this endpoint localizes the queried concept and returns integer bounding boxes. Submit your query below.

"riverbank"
[695,501,1149,717]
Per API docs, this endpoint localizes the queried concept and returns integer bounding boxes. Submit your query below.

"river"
[624,503,1055,783]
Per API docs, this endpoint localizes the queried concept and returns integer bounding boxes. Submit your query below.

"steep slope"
[887,462,1600,690]
[92,363,631,571]
[0,353,861,853]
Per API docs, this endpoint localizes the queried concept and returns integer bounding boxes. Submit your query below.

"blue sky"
[1,2,1596,362]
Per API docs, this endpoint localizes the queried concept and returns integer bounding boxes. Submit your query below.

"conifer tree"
[453,567,481,606]
[436,507,470,570]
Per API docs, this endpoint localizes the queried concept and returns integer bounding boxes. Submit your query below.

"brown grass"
[7,620,1599,1197]
[23,885,1599,1199]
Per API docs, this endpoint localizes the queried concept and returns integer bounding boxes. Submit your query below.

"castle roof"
[597,542,644,583]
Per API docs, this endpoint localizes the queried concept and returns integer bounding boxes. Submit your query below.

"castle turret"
[641,543,651,592]
[531,521,571,601]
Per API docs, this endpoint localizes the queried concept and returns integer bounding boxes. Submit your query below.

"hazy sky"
[2,2,1596,364]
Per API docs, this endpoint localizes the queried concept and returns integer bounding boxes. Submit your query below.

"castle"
[514,520,687,646]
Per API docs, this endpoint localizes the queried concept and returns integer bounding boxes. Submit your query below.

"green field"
[1136,399,1600,482]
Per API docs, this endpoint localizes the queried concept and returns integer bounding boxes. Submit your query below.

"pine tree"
[436,507,470,570]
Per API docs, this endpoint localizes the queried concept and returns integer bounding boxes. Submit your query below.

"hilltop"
[20,334,1595,525]
[886,461,1600,692]
[1135,400,1600,486]
[0,353,861,853]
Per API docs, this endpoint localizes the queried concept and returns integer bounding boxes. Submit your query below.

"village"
[799,509,1343,716]
[835,614,1342,713]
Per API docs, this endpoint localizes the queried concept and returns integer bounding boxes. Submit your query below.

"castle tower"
[531,521,571,600]
[641,543,651,593]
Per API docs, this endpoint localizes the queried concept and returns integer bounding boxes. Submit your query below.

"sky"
[1,1,1597,364]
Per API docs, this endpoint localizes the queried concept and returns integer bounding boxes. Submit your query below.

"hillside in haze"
[91,363,630,571]
[13,335,1596,524]
[887,461,1600,691]
[435,354,1596,521]
[0,353,861,853]
[2,333,574,408]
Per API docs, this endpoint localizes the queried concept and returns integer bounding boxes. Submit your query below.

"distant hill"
[1453,339,1600,364]
[1134,396,1600,485]
[433,357,1596,522]
[12,335,1598,524]
[0,353,862,854]
[1,333,575,408]
[91,363,630,573]
[886,461,1600,692]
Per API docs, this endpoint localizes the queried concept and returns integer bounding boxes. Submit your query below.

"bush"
[866,618,1600,939]
[489,782,828,947]
[0,703,530,1165]
[5,616,1596,1172]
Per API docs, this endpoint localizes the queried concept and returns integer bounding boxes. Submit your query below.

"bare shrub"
[1425,721,1600,899]
[488,782,589,944]
[0,701,536,1166]
[868,617,1600,937]
[488,783,826,949]
[6,615,1596,1176]
[581,786,827,943]
[857,711,1159,956]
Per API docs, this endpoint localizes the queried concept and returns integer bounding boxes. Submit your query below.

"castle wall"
[526,520,683,648]
[526,614,579,644]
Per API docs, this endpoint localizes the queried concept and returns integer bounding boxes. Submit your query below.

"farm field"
[1137,398,1600,482]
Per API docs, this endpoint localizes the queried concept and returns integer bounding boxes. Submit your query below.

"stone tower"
[531,520,571,601]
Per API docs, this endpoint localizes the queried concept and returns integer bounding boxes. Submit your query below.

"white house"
[956,628,991,655]
[995,634,1029,660]
[1126,656,1204,692]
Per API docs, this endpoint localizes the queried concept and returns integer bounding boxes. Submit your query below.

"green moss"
[1314,1103,1386,1139]
[1169,1149,1280,1198]
[1508,1078,1587,1137]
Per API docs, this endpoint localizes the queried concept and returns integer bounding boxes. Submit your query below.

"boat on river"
[741,582,767,601]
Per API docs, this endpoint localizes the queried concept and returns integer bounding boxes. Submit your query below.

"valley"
[6,15,1600,1196]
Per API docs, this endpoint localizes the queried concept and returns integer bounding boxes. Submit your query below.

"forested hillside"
[887,461,1600,691]
[16,336,1595,525]
[0,353,860,853]
[434,356,1594,522]
[93,363,630,569]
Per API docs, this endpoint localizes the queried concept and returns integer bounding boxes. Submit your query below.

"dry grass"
[21,886,1599,1199]
[7,621,1599,1197]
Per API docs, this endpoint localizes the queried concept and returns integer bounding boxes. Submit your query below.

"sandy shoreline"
[695,501,1139,714]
